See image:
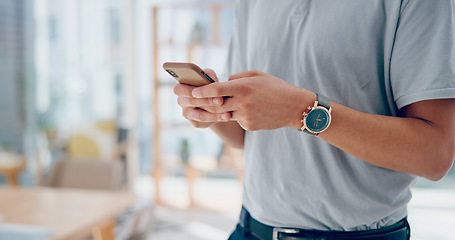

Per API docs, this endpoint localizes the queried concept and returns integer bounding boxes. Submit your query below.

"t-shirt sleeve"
[390,0,455,109]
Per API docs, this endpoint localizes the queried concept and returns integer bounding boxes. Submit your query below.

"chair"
[65,123,119,160]
[46,157,153,240]
[46,157,123,190]
[66,135,101,159]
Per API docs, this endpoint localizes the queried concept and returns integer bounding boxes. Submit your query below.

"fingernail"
[220,113,229,121]
[213,98,221,105]
[192,89,201,98]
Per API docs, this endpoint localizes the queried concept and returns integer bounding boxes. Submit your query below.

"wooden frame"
[151,2,235,206]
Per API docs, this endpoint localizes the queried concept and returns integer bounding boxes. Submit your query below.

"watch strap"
[316,93,330,109]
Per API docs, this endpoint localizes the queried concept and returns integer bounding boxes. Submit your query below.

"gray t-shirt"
[225,0,455,231]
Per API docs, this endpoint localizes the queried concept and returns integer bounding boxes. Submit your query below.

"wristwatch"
[300,93,332,136]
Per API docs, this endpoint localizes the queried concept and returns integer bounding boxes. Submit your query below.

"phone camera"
[166,69,179,78]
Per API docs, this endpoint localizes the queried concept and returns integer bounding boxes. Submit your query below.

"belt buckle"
[273,227,299,240]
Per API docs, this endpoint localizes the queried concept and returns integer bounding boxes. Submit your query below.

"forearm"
[210,121,245,149]
[187,70,455,180]
[316,101,455,181]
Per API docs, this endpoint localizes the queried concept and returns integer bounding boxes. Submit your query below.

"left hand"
[191,70,316,131]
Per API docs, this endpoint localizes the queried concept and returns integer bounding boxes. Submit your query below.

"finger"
[174,83,196,97]
[192,81,241,98]
[229,110,240,122]
[228,70,261,81]
[230,112,237,121]
[183,108,231,122]
[201,96,237,113]
[203,68,219,82]
[177,96,224,108]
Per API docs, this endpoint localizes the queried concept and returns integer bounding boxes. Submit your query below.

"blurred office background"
[0,0,454,239]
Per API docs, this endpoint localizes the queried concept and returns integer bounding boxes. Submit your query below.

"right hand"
[173,69,231,128]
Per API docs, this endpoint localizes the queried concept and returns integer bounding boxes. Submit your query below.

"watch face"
[305,108,330,133]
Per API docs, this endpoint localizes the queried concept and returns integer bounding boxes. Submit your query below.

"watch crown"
[307,106,312,110]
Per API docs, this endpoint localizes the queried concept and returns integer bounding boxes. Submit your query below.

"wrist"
[299,93,332,136]
[210,120,232,130]
[290,90,317,129]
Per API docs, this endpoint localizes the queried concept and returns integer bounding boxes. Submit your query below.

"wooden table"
[0,187,136,240]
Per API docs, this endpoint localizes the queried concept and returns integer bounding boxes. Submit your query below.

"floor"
[134,176,242,240]
[134,175,455,240]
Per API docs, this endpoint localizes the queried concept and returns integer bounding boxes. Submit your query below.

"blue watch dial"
[305,108,330,132]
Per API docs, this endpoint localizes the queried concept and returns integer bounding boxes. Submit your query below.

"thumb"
[228,70,260,81]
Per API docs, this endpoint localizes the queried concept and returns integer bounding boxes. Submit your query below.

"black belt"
[239,207,410,240]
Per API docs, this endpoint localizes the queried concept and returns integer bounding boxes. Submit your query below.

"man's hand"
[173,68,245,149]
[173,69,231,128]
[192,70,315,131]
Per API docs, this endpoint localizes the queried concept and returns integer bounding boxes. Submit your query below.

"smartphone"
[163,62,215,86]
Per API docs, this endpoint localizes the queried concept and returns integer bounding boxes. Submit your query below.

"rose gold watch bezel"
[300,101,332,135]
